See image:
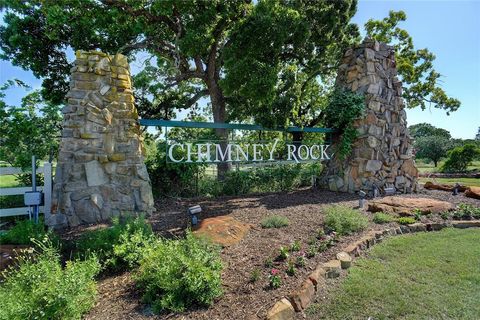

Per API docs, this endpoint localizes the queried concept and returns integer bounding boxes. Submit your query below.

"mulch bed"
[85,188,479,320]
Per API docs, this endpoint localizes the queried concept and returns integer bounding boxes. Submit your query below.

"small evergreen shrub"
[397,217,417,225]
[135,231,223,313]
[249,268,261,283]
[324,205,368,235]
[373,212,395,224]
[0,239,100,320]
[260,215,289,228]
[0,219,58,245]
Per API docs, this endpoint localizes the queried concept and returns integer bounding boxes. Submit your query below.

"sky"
[1,0,479,139]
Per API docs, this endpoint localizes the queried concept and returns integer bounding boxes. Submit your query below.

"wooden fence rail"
[0,162,52,219]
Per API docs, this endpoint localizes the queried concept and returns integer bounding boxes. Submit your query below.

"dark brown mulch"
[85,188,479,320]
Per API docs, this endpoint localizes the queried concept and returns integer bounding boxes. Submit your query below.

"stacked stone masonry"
[321,39,419,194]
[49,51,154,228]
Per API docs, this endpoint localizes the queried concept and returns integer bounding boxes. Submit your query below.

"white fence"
[0,162,52,218]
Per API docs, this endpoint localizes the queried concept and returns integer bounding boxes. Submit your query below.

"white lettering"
[185,143,193,163]
[287,144,299,163]
[168,143,184,163]
[253,144,263,161]
[310,145,320,160]
[321,145,330,160]
[196,143,212,162]
[266,139,279,161]
[214,144,232,162]
[298,145,309,161]
[235,144,250,162]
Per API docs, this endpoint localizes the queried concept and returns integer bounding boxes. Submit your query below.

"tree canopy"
[365,10,460,115]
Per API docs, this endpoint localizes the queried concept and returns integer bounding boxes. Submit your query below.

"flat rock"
[267,298,295,320]
[368,196,453,216]
[336,251,352,269]
[465,187,480,200]
[193,216,251,246]
[323,259,341,278]
[424,181,467,192]
[288,279,315,311]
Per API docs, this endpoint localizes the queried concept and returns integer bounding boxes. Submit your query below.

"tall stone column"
[48,51,154,228]
[320,39,419,194]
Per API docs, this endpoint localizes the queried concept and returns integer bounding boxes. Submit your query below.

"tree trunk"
[434,160,438,167]
[207,77,231,180]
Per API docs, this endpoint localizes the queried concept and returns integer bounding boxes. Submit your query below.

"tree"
[408,123,451,140]
[222,0,359,141]
[414,136,449,167]
[365,11,460,114]
[441,144,480,173]
[476,127,480,140]
[0,82,62,183]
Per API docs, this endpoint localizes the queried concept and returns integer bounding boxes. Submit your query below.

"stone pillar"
[48,51,154,228]
[320,39,418,195]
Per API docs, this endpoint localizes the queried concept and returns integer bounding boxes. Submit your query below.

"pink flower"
[271,268,279,275]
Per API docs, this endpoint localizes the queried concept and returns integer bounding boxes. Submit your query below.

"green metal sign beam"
[139,119,336,133]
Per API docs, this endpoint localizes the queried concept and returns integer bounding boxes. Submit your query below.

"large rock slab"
[368,196,453,216]
[423,181,467,192]
[465,187,480,200]
[194,216,251,246]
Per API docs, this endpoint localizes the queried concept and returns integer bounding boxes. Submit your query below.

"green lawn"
[419,177,480,187]
[0,175,23,188]
[416,160,480,174]
[307,228,480,319]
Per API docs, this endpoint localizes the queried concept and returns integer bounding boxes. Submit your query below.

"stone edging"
[266,220,480,320]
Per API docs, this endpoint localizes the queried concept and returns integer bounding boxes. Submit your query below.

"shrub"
[264,257,273,268]
[0,218,58,245]
[306,245,316,258]
[373,212,394,224]
[440,211,450,220]
[0,239,100,320]
[295,254,306,268]
[324,205,368,235]
[453,203,480,220]
[397,217,417,225]
[260,215,289,229]
[135,231,223,313]
[74,215,153,271]
[441,144,480,173]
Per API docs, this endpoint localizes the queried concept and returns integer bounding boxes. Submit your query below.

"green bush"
[373,212,395,224]
[260,215,289,228]
[0,219,58,245]
[74,215,153,271]
[324,205,368,235]
[452,203,480,220]
[441,144,480,173]
[135,231,223,313]
[0,239,100,320]
[397,217,417,225]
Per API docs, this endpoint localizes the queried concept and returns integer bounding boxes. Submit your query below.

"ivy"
[324,89,365,160]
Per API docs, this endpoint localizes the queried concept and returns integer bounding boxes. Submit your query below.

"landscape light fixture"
[358,190,367,209]
[384,187,396,196]
[188,205,202,226]
[372,185,380,198]
[452,183,460,196]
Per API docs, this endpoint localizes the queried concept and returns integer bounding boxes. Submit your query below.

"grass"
[324,205,368,235]
[416,159,480,174]
[419,177,480,187]
[0,175,23,188]
[307,228,480,319]
[372,212,395,224]
[260,215,289,228]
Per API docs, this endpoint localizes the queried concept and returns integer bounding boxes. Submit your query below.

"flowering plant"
[268,268,281,288]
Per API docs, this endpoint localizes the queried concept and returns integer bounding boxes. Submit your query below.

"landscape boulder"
[465,187,480,200]
[368,196,453,216]
[423,181,467,192]
[193,216,252,246]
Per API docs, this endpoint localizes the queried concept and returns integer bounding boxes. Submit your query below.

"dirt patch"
[85,188,479,320]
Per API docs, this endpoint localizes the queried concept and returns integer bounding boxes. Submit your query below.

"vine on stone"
[324,89,365,160]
